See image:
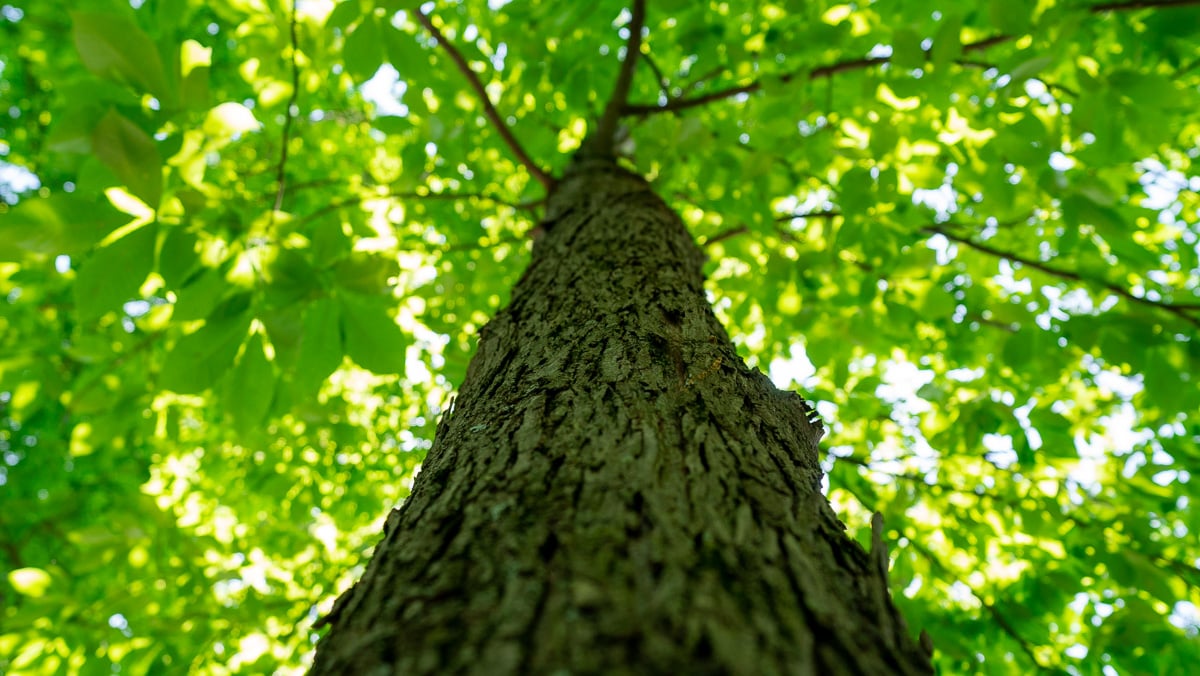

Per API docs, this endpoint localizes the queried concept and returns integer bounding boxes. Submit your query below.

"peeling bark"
[310,157,933,675]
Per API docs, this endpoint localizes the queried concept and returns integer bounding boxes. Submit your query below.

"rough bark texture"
[310,157,933,675]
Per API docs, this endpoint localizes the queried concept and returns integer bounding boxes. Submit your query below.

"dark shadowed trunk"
[310,156,933,675]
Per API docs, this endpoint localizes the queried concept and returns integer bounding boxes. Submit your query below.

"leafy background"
[1,0,1198,673]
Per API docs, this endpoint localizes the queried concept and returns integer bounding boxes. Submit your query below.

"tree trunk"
[309,157,933,675]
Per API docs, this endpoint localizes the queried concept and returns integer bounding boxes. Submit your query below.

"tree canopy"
[2,0,1198,673]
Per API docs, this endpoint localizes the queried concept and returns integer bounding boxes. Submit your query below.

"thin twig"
[592,0,647,156]
[273,0,301,214]
[925,225,1200,327]
[416,10,553,190]
[702,224,748,245]
[641,50,672,100]
[287,177,344,191]
[701,209,839,246]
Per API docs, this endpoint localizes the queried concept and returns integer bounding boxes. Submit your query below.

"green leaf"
[157,226,201,289]
[344,15,384,83]
[1061,194,1124,244]
[71,11,173,103]
[891,28,925,70]
[917,382,948,403]
[384,24,429,71]
[262,247,321,307]
[160,311,252,393]
[46,102,107,154]
[171,267,229,322]
[989,0,1034,34]
[73,223,157,322]
[838,167,874,215]
[399,143,429,187]
[1058,223,1079,254]
[310,219,352,267]
[223,332,276,435]
[294,297,344,392]
[870,117,898,155]
[334,251,400,295]
[326,0,363,29]
[1002,327,1037,368]
[1108,69,1177,107]
[930,15,962,69]
[339,293,408,375]
[92,109,163,208]
[0,194,126,261]
[1007,55,1054,85]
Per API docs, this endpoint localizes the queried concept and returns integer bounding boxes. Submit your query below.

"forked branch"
[622,35,1009,117]
[416,11,554,190]
[621,0,1197,117]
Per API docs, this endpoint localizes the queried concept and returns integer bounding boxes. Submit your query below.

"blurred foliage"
[1,0,1198,673]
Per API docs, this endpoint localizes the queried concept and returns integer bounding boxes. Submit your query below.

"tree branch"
[416,11,554,190]
[925,225,1200,328]
[273,0,301,214]
[622,35,1009,117]
[775,209,840,223]
[701,210,839,246]
[702,224,747,245]
[621,0,1194,117]
[590,0,647,156]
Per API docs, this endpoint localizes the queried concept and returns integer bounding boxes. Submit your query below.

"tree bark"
[309,157,933,675]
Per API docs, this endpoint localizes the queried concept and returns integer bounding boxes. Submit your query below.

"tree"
[1,0,1198,674]
[311,56,932,674]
